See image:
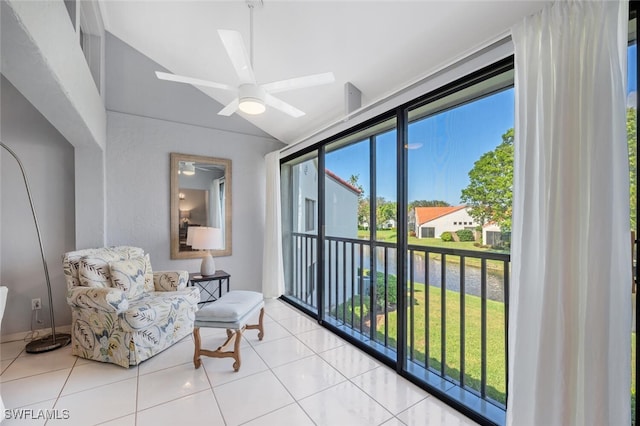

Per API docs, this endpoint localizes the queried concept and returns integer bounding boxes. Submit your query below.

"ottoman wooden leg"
[232,329,242,371]
[195,328,243,372]
[193,327,202,369]
[245,307,265,341]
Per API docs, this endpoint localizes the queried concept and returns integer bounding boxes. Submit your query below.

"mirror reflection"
[171,153,231,259]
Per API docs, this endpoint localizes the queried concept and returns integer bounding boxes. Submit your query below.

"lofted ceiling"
[99,1,549,145]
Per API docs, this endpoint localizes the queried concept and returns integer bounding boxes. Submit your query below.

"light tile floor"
[0,298,479,426]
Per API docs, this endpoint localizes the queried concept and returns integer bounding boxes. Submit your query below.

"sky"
[325,44,638,206]
[325,88,514,205]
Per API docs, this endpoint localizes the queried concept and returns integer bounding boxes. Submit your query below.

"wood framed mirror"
[170,153,232,259]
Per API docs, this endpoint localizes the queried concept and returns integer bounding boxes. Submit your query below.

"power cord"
[23,308,45,343]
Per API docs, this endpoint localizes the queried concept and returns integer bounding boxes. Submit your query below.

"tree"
[460,129,514,231]
[408,200,451,209]
[376,199,396,227]
[348,174,364,197]
[348,174,369,227]
[461,111,636,234]
[628,107,637,232]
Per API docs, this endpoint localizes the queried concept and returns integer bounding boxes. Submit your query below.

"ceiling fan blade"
[265,94,305,118]
[218,98,239,116]
[155,71,234,91]
[218,29,256,84]
[262,72,335,94]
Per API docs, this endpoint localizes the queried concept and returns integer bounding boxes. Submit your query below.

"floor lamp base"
[25,333,71,354]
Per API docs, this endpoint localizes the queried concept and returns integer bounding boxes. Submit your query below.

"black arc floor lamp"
[1,141,71,353]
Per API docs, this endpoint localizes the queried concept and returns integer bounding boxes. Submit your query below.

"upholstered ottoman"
[192,290,265,371]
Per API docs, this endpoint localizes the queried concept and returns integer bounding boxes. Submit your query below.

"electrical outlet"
[31,298,41,310]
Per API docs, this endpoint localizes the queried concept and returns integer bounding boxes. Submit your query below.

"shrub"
[375,272,397,309]
[441,231,453,242]
[456,229,475,242]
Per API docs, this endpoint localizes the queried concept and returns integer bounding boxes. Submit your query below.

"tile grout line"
[45,349,78,426]
[0,299,446,426]
[197,330,230,426]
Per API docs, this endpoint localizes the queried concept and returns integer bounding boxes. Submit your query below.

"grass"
[357,230,507,272]
[345,230,636,413]
[381,282,507,404]
[359,229,485,250]
[334,276,637,411]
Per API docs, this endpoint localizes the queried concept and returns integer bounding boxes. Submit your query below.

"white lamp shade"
[186,226,196,246]
[190,227,223,250]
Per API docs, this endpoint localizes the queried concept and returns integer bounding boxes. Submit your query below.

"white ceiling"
[99,1,548,145]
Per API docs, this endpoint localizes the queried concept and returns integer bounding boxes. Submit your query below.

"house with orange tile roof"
[414,205,477,239]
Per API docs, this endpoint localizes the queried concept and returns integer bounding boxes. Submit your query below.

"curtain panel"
[262,150,285,298]
[508,1,630,425]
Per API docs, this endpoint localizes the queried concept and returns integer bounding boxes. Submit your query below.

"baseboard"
[1,324,72,344]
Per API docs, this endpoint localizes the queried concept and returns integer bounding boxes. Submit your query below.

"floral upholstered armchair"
[63,246,200,368]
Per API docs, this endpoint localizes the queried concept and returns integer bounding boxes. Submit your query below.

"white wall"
[106,111,281,291]
[418,208,476,239]
[325,175,359,239]
[0,76,76,336]
[1,1,108,249]
[292,159,318,234]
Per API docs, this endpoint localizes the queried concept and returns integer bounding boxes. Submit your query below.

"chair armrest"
[67,287,129,313]
[153,270,189,291]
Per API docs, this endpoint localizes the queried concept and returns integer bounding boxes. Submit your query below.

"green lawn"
[357,230,507,272]
[359,229,487,250]
[335,277,637,411]
[380,282,507,404]
[350,229,636,412]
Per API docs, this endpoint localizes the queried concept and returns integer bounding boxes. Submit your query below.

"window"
[281,152,319,310]
[305,198,316,231]
[422,226,435,238]
[281,9,639,422]
[282,63,514,425]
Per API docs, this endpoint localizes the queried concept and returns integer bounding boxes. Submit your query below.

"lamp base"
[25,333,71,354]
[201,253,216,276]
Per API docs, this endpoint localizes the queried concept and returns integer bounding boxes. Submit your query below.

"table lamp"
[179,210,190,226]
[190,227,223,276]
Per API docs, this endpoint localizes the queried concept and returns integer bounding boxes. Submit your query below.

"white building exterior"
[290,159,359,238]
[415,206,477,239]
[288,159,361,308]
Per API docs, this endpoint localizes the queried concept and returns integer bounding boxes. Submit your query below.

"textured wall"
[0,76,76,336]
[106,111,282,291]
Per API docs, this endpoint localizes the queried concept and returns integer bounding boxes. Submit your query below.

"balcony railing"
[287,232,510,413]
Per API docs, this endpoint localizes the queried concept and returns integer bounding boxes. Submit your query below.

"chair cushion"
[196,291,263,323]
[121,288,200,331]
[143,254,154,292]
[78,252,122,288]
[109,257,147,299]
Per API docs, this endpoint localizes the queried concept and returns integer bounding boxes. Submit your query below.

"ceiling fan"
[156,2,335,118]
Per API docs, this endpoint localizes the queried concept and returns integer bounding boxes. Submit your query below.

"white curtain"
[508,2,630,425]
[262,150,285,298]
[209,178,222,228]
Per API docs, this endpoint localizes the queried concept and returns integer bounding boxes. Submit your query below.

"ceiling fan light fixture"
[183,162,196,176]
[239,98,266,115]
[238,84,266,115]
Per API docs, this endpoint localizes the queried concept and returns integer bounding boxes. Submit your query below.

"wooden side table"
[189,270,230,304]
